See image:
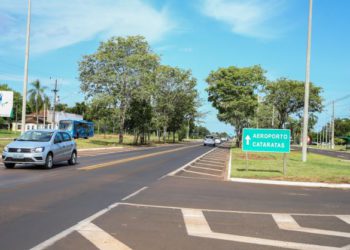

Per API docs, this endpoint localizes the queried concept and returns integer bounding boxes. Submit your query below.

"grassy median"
[231,148,350,183]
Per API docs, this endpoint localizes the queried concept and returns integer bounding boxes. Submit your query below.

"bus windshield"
[59,121,73,130]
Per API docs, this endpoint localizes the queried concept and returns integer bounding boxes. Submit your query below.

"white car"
[215,138,221,144]
[203,135,216,146]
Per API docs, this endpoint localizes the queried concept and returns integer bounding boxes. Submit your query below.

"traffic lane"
[126,176,350,214]
[0,145,211,250]
[0,143,200,190]
[292,145,350,160]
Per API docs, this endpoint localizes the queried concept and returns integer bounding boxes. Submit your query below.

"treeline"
[206,65,323,146]
[78,36,202,144]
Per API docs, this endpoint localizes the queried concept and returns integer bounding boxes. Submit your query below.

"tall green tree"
[154,65,198,142]
[206,65,266,146]
[79,36,159,143]
[265,78,323,129]
[28,80,47,125]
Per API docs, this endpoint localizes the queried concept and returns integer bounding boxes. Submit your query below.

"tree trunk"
[163,126,167,143]
[118,106,126,144]
[173,130,176,143]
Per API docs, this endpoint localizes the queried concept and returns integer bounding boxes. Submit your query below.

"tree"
[154,65,198,142]
[334,118,350,137]
[66,102,88,116]
[28,80,47,125]
[79,36,159,143]
[206,65,266,146]
[265,78,323,129]
[125,98,153,144]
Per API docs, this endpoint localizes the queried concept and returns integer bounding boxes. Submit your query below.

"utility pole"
[21,0,31,134]
[325,122,328,147]
[331,101,335,149]
[52,79,59,129]
[302,0,313,162]
[43,102,46,128]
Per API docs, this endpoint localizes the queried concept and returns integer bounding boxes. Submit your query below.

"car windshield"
[17,131,54,142]
[205,136,214,139]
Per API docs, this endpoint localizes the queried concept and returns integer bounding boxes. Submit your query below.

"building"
[12,110,83,132]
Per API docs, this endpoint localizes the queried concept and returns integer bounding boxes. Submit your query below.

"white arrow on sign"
[245,135,251,145]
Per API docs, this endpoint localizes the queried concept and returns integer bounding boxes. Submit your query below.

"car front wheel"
[44,153,53,169]
[4,163,15,169]
[68,151,77,165]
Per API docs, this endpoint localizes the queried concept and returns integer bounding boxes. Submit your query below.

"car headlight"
[32,147,45,153]
[3,146,8,152]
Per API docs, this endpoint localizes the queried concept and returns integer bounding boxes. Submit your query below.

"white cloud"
[201,0,288,39]
[0,0,175,53]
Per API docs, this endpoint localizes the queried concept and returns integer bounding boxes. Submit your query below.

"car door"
[60,132,73,160]
[52,132,65,162]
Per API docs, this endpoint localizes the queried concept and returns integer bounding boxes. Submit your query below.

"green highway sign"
[242,128,291,153]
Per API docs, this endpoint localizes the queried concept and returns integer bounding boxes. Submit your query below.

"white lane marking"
[30,204,120,250]
[272,214,350,238]
[182,209,343,250]
[120,202,350,217]
[160,147,217,179]
[77,222,131,250]
[337,215,350,225]
[183,169,222,177]
[337,155,346,158]
[121,186,148,201]
[199,158,226,164]
[189,166,222,172]
[195,161,224,167]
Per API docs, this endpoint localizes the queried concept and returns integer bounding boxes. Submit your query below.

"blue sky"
[0,0,349,134]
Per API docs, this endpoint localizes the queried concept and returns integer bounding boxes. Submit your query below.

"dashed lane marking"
[121,186,148,201]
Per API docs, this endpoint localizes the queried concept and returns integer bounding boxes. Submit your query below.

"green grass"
[75,133,184,149]
[231,148,350,183]
[0,130,20,139]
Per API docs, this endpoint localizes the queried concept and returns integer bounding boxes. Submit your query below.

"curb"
[230,178,350,189]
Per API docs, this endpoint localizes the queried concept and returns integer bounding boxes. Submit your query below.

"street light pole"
[302,0,313,162]
[21,0,31,134]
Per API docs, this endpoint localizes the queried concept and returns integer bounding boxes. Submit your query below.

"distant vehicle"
[220,137,228,142]
[215,138,221,144]
[59,120,94,139]
[2,130,77,169]
[203,135,216,146]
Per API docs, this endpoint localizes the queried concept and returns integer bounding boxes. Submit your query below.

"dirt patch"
[236,153,275,160]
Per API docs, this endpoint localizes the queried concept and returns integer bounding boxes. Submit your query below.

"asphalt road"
[1,143,349,250]
[0,143,212,250]
[292,145,350,160]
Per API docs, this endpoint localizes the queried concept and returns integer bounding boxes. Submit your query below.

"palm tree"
[28,80,47,125]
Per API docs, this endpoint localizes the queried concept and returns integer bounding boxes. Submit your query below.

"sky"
[0,0,349,135]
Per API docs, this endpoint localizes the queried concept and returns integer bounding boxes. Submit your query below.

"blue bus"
[59,120,94,139]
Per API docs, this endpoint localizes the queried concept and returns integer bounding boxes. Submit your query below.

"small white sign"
[0,91,14,117]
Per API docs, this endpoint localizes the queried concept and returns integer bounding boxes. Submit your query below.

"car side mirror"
[54,139,61,144]
[13,138,17,141]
